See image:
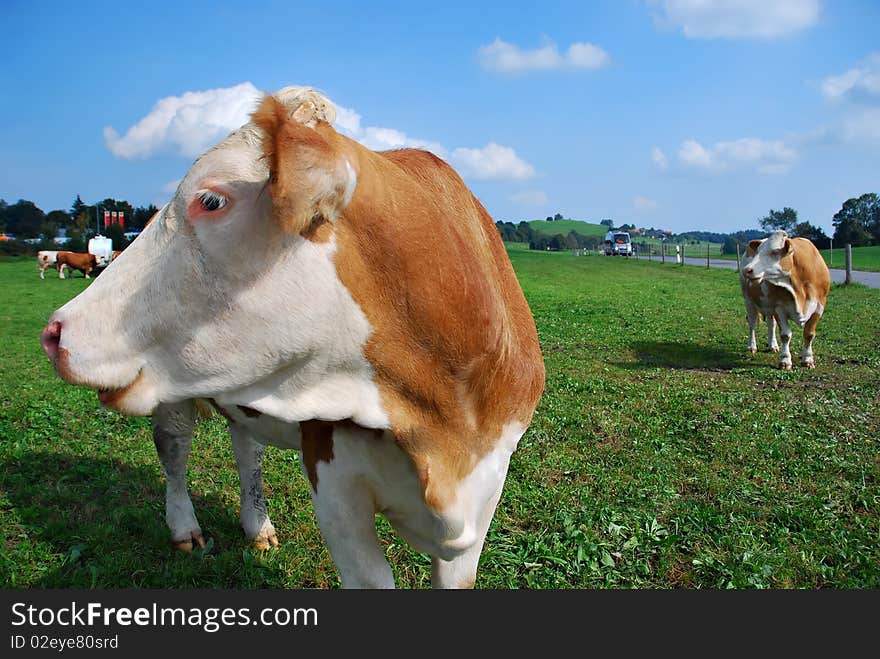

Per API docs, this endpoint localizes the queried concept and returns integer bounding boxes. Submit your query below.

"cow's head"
[741,230,794,285]
[40,87,367,418]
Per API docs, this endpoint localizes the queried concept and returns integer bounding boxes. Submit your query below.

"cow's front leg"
[746,307,758,354]
[153,400,205,551]
[229,423,278,550]
[776,314,793,370]
[801,312,821,368]
[300,422,394,588]
[766,314,779,353]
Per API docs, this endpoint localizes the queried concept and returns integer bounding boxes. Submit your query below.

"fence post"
[706,242,710,269]
[845,243,852,284]
[736,243,741,272]
[829,237,832,267]
[661,241,665,263]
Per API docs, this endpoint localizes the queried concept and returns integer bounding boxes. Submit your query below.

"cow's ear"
[251,95,355,235]
[747,239,762,256]
[782,238,793,256]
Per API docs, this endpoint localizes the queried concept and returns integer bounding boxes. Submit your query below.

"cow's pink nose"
[41,320,62,360]
[744,267,753,275]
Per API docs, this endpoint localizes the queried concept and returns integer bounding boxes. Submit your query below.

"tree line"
[0,195,159,255]
[495,192,879,254]
[495,220,604,251]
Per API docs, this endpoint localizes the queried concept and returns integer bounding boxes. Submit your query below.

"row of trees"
[495,220,603,251]
[0,195,159,253]
[757,194,880,248]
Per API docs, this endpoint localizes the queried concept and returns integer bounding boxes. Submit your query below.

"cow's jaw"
[96,368,159,416]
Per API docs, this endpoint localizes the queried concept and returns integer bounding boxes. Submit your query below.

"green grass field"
[1,252,878,588]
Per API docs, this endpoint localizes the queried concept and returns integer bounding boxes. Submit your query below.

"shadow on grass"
[0,451,288,588]
[618,340,750,371]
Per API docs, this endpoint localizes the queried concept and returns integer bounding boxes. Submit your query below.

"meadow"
[1,251,877,589]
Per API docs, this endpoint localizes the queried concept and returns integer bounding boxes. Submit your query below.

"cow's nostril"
[40,320,62,360]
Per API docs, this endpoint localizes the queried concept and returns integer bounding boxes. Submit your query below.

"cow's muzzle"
[40,320,62,361]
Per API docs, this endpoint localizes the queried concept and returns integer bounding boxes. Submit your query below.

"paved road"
[635,254,880,289]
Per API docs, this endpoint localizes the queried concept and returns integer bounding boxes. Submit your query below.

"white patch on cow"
[300,421,524,588]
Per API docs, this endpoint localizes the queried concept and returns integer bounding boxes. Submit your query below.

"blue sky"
[1,0,878,234]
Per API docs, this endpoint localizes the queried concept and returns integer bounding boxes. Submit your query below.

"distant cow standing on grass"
[38,86,545,589]
[37,250,59,279]
[740,230,831,370]
[57,251,99,279]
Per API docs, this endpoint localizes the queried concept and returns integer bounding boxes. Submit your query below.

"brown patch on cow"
[207,399,233,422]
[319,138,545,511]
[96,369,146,411]
[300,420,335,493]
[787,237,831,317]
[237,405,262,418]
[54,347,75,383]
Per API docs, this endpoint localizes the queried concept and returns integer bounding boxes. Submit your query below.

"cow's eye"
[198,190,228,212]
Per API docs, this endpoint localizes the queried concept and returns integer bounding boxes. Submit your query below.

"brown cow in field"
[39,86,545,588]
[57,251,99,279]
[740,230,831,370]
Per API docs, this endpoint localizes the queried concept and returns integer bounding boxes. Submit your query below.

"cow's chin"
[97,370,157,416]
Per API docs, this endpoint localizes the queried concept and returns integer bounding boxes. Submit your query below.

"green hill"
[528,219,607,237]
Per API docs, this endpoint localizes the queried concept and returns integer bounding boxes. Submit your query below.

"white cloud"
[633,195,659,211]
[104,82,262,159]
[333,104,446,155]
[451,143,537,180]
[650,0,820,40]
[478,38,610,73]
[511,189,549,206]
[651,146,669,171]
[565,43,611,69]
[821,53,880,102]
[676,137,798,174]
[840,109,880,143]
[104,84,535,183]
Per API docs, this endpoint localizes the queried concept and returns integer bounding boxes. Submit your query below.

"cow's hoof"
[778,362,793,371]
[802,360,815,369]
[769,346,780,353]
[748,347,758,354]
[172,531,206,552]
[253,532,280,551]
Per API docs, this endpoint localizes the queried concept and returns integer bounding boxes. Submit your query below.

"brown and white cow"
[37,250,60,279]
[740,230,831,370]
[39,86,545,588]
[57,251,99,279]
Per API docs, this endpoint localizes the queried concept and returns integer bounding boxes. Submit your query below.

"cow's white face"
[42,89,385,427]
[742,231,793,285]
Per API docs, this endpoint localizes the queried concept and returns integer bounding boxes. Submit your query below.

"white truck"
[604,230,634,256]
[88,235,114,268]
